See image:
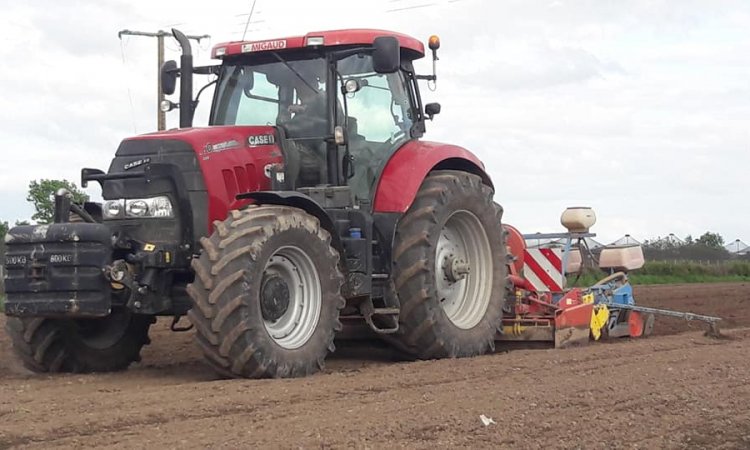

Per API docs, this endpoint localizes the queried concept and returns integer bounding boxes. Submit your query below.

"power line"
[118,37,138,134]
[386,3,437,12]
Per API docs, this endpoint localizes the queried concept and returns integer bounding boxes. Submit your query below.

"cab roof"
[212,29,425,60]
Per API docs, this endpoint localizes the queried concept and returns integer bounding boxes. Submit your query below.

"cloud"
[445,35,628,93]
[0,0,748,244]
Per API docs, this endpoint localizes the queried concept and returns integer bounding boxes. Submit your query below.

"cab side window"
[346,72,412,142]
[338,54,415,202]
[235,71,279,126]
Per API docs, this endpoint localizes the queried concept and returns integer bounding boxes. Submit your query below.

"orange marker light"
[428,35,440,51]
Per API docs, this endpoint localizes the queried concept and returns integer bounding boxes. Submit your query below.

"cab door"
[337,54,416,205]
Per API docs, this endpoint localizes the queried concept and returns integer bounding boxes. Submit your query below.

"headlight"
[126,200,149,217]
[103,196,174,219]
[104,200,124,218]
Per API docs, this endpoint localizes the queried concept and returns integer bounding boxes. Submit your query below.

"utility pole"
[157,32,165,131]
[118,29,210,131]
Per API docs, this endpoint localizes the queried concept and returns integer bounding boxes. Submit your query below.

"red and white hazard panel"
[523,248,564,292]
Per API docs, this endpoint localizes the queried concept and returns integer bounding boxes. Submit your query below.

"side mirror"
[81,168,105,188]
[160,60,178,95]
[372,36,400,74]
[425,102,441,120]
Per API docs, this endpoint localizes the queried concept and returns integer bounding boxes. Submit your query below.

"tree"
[26,179,88,224]
[696,231,725,250]
[1,220,28,246]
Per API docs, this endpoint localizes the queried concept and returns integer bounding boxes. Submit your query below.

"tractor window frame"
[400,61,425,139]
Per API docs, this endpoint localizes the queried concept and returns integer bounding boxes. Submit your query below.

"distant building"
[725,239,749,255]
[580,237,604,250]
[647,233,685,249]
[610,234,641,246]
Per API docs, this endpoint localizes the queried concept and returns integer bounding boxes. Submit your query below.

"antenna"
[386,3,437,13]
[242,0,258,41]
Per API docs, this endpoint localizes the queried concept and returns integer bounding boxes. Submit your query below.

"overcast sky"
[0,0,748,243]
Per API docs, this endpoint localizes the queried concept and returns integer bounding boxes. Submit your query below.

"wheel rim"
[435,210,493,329]
[261,246,322,349]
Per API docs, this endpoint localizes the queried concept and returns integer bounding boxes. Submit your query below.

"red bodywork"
[125,126,282,228]
[503,224,526,277]
[499,284,594,348]
[554,302,594,348]
[373,140,491,213]
[212,29,425,60]
[628,311,645,337]
[126,129,491,232]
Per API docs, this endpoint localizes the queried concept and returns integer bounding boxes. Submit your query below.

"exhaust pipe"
[172,29,193,128]
[53,188,72,223]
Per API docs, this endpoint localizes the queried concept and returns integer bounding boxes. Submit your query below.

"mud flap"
[628,311,645,337]
[554,303,593,348]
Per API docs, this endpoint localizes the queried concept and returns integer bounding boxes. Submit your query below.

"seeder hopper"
[498,207,721,348]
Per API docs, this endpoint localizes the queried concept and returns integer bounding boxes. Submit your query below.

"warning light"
[428,35,440,51]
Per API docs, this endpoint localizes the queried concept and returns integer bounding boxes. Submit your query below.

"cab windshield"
[210,56,327,128]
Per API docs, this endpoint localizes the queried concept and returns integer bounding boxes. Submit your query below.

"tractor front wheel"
[187,206,345,378]
[391,170,506,359]
[5,309,153,373]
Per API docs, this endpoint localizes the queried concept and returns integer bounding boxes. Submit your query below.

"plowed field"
[1,282,749,449]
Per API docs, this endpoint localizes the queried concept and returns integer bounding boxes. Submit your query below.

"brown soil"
[635,282,750,335]
[1,282,749,449]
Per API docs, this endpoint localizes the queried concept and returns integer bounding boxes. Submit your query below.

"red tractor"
[3,29,506,378]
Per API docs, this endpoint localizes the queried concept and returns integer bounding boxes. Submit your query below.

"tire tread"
[390,170,506,359]
[187,205,344,379]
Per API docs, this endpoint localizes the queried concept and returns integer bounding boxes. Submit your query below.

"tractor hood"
[124,125,280,161]
[105,125,283,244]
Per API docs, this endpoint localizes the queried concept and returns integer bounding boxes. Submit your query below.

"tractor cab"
[164,29,438,206]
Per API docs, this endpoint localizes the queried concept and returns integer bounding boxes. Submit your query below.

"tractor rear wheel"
[187,206,345,379]
[391,170,506,359]
[5,309,153,373]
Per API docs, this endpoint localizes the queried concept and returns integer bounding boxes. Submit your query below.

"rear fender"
[373,140,493,213]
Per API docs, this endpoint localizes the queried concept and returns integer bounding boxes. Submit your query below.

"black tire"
[187,206,345,379]
[390,170,506,359]
[5,309,152,373]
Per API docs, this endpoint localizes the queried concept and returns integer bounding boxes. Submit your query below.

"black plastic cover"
[104,138,208,248]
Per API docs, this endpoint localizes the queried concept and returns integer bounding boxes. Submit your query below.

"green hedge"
[568,261,750,286]
[637,260,750,277]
